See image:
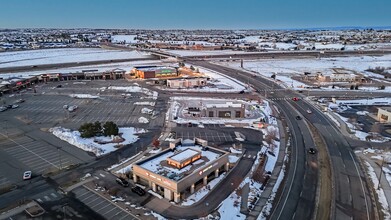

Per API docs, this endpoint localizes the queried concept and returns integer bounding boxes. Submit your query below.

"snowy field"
[0,48,152,68]
[219,54,391,90]
[50,127,146,156]
[111,35,138,43]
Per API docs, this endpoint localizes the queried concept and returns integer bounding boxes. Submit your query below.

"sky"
[0,0,390,30]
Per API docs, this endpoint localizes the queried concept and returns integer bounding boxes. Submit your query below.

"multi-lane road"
[190,60,374,220]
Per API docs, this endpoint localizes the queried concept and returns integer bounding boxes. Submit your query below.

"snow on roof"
[135,66,176,72]
[205,102,242,108]
[169,149,200,163]
[138,145,222,181]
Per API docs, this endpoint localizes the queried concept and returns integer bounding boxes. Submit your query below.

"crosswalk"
[34,191,62,203]
[268,97,292,101]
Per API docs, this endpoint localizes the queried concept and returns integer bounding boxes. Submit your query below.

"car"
[6,105,12,109]
[295,116,302,120]
[11,104,19,109]
[23,171,32,180]
[0,106,7,112]
[15,99,25,103]
[56,84,62,88]
[292,97,300,101]
[308,148,317,154]
[116,177,129,187]
[131,186,146,196]
[307,109,312,114]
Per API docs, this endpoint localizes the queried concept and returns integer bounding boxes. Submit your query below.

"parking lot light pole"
[57,147,62,170]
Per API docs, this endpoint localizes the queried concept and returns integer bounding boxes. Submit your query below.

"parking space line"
[95,202,112,212]
[75,189,90,198]
[108,210,126,220]
[89,199,107,209]
[83,195,101,205]
[78,192,97,201]
[102,206,118,216]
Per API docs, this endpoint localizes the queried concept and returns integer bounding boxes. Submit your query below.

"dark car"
[295,116,302,120]
[116,177,129,187]
[308,148,317,154]
[132,186,146,196]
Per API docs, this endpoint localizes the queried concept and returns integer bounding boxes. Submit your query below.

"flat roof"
[379,106,391,112]
[135,66,176,72]
[205,102,242,108]
[138,145,223,182]
[168,149,200,163]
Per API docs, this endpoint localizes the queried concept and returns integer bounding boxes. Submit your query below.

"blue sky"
[0,0,390,29]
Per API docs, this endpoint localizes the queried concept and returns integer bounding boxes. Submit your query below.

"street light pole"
[57,147,62,170]
[378,156,384,190]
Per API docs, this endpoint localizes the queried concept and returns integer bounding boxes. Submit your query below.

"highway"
[190,60,373,220]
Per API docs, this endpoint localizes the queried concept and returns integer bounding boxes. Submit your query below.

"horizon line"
[1,25,391,31]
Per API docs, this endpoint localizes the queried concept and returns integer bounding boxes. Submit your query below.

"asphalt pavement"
[191,60,373,220]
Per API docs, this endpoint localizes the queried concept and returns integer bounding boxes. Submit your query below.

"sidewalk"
[358,152,391,211]
[246,119,287,220]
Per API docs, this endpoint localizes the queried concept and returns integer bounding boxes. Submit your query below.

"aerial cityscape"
[1,1,391,220]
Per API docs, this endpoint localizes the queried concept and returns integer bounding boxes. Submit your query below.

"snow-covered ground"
[0,48,151,68]
[181,173,227,206]
[138,117,149,124]
[335,97,391,106]
[69,94,99,99]
[104,85,158,99]
[111,35,138,43]
[49,127,146,156]
[239,36,391,51]
[364,161,391,219]
[219,54,391,91]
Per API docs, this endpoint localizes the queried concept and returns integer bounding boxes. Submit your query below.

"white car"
[23,171,32,180]
[307,109,312,114]
[11,104,19,109]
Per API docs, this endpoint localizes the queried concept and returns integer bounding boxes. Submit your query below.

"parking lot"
[73,187,140,220]
[0,80,166,189]
[173,129,234,143]
[0,130,90,188]
[0,80,163,129]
